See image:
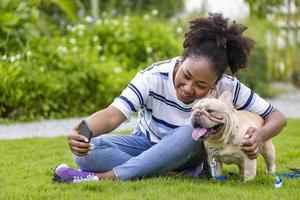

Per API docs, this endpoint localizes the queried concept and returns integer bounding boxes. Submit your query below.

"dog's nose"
[194,112,202,118]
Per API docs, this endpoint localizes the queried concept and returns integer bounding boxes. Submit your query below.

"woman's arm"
[67,105,127,156]
[241,108,287,159]
[86,105,127,137]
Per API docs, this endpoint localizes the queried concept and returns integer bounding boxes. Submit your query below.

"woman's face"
[173,56,218,104]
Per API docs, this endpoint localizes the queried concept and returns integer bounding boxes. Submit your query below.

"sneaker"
[52,164,99,183]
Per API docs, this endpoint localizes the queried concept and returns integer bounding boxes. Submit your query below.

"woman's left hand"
[241,127,264,159]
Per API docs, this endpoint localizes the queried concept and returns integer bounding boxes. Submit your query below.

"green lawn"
[0,119,299,200]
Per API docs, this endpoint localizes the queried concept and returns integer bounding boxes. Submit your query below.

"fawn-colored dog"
[191,91,275,180]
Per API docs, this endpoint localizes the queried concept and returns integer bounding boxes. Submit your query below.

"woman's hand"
[67,122,94,156]
[241,127,264,159]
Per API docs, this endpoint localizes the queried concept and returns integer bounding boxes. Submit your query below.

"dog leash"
[208,148,300,188]
[210,169,299,189]
[274,167,300,188]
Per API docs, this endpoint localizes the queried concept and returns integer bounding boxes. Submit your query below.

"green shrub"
[0,1,41,53]
[1,12,275,122]
[82,0,185,18]
[235,17,274,97]
[237,46,273,97]
[0,15,181,121]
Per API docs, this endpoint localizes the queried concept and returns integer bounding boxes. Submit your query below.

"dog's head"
[191,91,235,141]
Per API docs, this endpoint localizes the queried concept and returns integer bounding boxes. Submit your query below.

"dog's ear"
[207,88,217,98]
[219,91,233,106]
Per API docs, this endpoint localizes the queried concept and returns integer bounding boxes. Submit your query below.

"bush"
[237,46,273,97]
[1,12,274,122]
[0,15,181,121]
[0,1,41,53]
[235,17,274,97]
[82,0,185,18]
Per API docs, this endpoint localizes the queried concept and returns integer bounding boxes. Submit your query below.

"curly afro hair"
[182,13,255,79]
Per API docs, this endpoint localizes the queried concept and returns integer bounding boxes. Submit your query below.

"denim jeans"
[74,125,207,180]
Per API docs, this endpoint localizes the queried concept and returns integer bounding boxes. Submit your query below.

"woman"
[53,13,286,183]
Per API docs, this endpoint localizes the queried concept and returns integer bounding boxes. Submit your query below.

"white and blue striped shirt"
[111,57,273,143]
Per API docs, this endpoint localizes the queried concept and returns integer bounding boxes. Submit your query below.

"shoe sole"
[52,163,69,183]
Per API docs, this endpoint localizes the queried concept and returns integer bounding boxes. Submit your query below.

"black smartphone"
[79,120,93,142]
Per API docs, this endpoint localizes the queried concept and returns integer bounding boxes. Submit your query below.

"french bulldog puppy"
[191,91,275,180]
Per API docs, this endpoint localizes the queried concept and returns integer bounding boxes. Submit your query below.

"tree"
[245,0,285,18]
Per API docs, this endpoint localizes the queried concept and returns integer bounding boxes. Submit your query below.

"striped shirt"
[111,57,273,143]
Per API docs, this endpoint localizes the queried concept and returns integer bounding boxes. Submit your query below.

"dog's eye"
[206,109,214,113]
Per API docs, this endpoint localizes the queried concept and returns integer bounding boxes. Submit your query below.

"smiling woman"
[53,13,286,183]
[173,56,217,104]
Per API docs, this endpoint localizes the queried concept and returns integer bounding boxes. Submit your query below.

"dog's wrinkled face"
[191,91,233,140]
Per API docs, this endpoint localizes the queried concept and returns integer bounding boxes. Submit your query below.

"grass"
[0,119,300,200]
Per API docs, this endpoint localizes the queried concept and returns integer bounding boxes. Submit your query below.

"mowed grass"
[0,119,299,200]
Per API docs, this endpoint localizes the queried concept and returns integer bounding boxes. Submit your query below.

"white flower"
[96,45,103,51]
[176,27,183,34]
[2,55,7,60]
[277,62,285,72]
[69,38,76,45]
[146,47,153,53]
[113,67,122,73]
[40,66,45,72]
[70,26,77,33]
[66,25,72,31]
[99,56,106,61]
[10,56,16,63]
[77,24,85,31]
[277,37,285,49]
[26,51,32,56]
[78,31,84,36]
[92,36,99,42]
[72,47,78,52]
[16,54,21,59]
[151,9,159,16]
[143,14,150,20]
[85,16,94,23]
[58,46,68,53]
[95,19,102,25]
[124,15,129,21]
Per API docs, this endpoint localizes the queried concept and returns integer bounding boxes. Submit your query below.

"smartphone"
[79,120,93,142]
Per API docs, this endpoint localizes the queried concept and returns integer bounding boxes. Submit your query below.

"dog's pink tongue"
[192,128,207,141]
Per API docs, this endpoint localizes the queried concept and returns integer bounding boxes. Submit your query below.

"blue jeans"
[74,125,207,180]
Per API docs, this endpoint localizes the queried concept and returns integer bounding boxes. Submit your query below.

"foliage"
[82,0,185,18]
[0,0,41,53]
[0,119,299,199]
[237,46,272,97]
[244,0,300,83]
[0,1,282,121]
[236,17,273,97]
[245,0,286,19]
[0,0,81,54]
[0,15,181,121]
